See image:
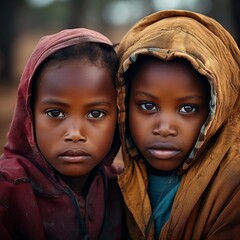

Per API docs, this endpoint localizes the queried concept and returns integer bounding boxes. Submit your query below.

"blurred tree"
[1,0,237,88]
[67,0,89,28]
[0,0,19,84]
[66,0,112,30]
[232,0,240,46]
[0,0,89,86]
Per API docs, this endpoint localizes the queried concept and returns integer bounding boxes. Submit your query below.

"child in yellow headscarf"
[116,10,240,240]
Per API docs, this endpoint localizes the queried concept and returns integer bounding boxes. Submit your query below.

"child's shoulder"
[0,157,30,182]
[0,158,33,200]
[0,157,63,198]
[219,140,240,181]
[103,164,123,179]
[209,139,240,193]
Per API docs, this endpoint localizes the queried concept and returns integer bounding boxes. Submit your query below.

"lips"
[147,143,180,159]
[59,149,91,163]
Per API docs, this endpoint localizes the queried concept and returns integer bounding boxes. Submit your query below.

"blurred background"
[0,0,240,154]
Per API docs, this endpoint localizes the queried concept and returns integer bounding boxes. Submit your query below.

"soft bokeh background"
[0,0,240,156]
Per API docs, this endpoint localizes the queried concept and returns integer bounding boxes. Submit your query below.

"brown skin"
[34,59,117,195]
[129,58,210,171]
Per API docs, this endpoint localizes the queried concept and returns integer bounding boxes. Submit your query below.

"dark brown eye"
[140,103,157,111]
[46,110,65,118]
[180,105,197,113]
[87,110,105,119]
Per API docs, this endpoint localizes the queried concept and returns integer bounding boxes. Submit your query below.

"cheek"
[91,119,117,153]
[34,118,60,156]
[129,113,145,146]
[35,129,50,154]
[184,120,205,148]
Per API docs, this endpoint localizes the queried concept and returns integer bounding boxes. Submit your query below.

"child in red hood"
[0,28,125,239]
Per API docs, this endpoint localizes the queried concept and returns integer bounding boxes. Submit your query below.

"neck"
[57,164,100,197]
[60,174,90,197]
[146,163,178,176]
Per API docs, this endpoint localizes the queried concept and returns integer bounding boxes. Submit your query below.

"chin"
[56,167,91,178]
[150,161,181,172]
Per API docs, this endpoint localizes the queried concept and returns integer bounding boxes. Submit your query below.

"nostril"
[64,131,87,142]
[152,122,177,137]
[64,135,87,142]
[64,119,87,142]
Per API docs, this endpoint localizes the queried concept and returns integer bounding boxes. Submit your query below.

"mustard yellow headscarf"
[117,10,240,239]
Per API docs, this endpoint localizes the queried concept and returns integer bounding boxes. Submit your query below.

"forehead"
[37,60,114,93]
[129,57,209,94]
[31,60,117,108]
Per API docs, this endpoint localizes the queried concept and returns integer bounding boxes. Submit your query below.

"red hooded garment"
[0,28,124,240]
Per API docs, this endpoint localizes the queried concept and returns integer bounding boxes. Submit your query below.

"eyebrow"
[133,91,158,100]
[39,99,68,107]
[133,91,204,100]
[177,95,204,100]
[85,101,113,108]
[39,99,113,107]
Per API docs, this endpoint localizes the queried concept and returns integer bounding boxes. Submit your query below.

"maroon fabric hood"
[1,28,119,171]
[0,28,124,240]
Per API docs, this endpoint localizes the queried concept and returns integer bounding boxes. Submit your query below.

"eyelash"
[45,109,106,119]
[140,102,157,111]
[46,110,65,118]
[179,105,197,113]
[87,110,106,119]
[139,103,198,114]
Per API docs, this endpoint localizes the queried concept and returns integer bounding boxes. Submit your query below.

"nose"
[152,114,177,137]
[64,119,87,143]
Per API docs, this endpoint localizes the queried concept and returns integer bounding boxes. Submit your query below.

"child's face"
[34,59,117,177]
[128,58,210,171]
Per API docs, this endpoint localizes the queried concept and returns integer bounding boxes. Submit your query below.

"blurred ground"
[0,32,41,155]
[0,84,17,154]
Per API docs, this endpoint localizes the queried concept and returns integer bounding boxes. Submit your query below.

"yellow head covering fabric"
[117,10,240,239]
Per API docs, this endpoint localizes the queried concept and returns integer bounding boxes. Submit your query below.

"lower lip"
[148,149,180,159]
[59,156,91,163]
